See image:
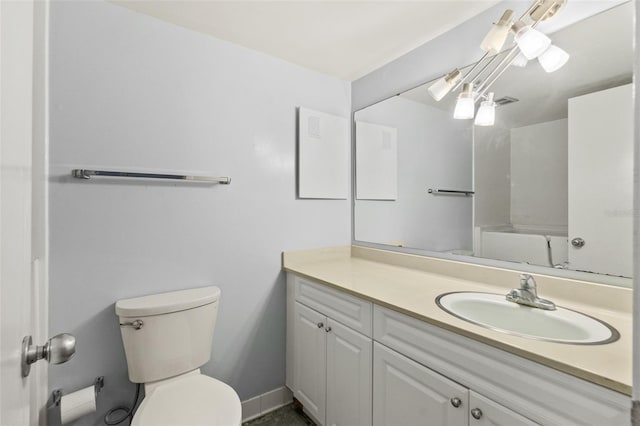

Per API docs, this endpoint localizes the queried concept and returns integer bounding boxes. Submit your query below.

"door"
[0,1,47,424]
[293,302,327,425]
[468,392,536,426]
[568,84,633,277]
[373,342,468,426]
[326,319,372,426]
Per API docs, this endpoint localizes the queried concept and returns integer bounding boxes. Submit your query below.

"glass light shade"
[481,23,510,53]
[454,97,475,120]
[538,45,570,73]
[427,77,452,101]
[514,25,551,59]
[511,52,529,68]
[474,95,496,126]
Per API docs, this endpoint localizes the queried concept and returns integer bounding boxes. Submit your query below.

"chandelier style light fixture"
[427,0,570,126]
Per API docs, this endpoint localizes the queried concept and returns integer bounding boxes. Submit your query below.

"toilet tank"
[116,286,221,383]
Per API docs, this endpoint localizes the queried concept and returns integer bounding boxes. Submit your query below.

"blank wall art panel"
[355,121,397,200]
[298,107,349,199]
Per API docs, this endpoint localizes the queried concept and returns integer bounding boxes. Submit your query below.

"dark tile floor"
[243,403,315,426]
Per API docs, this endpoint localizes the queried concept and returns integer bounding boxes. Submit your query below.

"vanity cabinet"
[289,275,373,426]
[373,342,535,426]
[373,342,467,426]
[286,273,630,426]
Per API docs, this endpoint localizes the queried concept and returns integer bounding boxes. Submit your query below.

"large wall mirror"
[353,1,633,286]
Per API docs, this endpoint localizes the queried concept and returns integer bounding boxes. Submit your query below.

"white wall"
[473,119,568,231]
[354,96,472,251]
[48,1,350,423]
[510,119,568,228]
[473,126,511,227]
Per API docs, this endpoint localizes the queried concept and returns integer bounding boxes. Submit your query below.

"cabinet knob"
[317,322,324,328]
[325,326,332,333]
[471,408,483,420]
[450,397,462,408]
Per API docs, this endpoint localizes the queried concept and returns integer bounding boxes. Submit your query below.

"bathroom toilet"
[116,286,241,426]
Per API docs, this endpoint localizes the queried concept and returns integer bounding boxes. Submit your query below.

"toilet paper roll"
[60,386,96,424]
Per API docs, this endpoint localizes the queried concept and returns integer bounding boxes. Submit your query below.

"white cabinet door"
[373,342,468,426]
[568,84,633,277]
[469,392,536,426]
[294,302,327,425]
[326,319,372,426]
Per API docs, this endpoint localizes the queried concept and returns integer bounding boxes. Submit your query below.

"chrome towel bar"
[428,188,474,196]
[72,169,231,185]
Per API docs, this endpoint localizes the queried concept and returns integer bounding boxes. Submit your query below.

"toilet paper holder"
[51,376,104,407]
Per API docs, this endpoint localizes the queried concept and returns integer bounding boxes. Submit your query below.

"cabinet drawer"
[294,274,372,337]
[374,305,629,426]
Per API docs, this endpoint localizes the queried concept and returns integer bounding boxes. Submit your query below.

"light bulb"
[511,52,529,68]
[512,21,551,59]
[427,69,461,101]
[453,83,475,120]
[480,10,513,53]
[474,93,496,126]
[428,78,451,101]
[538,44,570,73]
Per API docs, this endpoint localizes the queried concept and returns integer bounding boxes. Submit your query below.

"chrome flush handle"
[120,319,144,330]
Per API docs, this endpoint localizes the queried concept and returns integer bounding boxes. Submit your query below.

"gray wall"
[354,96,472,251]
[48,1,350,423]
[510,119,568,228]
[473,126,511,227]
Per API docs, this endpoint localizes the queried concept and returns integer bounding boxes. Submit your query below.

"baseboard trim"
[241,386,293,423]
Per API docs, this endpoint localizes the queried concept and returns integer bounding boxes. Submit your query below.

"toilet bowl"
[116,286,241,426]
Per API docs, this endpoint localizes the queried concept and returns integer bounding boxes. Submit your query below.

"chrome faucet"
[506,274,556,310]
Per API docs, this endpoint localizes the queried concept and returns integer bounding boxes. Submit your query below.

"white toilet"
[115,286,242,426]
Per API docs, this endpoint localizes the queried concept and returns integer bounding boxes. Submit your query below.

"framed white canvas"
[298,107,349,199]
[355,121,398,200]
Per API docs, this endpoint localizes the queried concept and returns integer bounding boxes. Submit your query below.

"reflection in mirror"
[353,2,633,282]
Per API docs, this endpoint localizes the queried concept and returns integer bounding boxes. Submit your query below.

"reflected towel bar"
[72,169,231,184]
[428,189,474,196]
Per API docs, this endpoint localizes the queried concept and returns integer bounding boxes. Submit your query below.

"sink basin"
[436,292,619,345]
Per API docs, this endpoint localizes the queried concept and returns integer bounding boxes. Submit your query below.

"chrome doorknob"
[450,397,462,408]
[45,333,76,364]
[22,333,76,377]
[571,237,585,248]
[317,322,324,328]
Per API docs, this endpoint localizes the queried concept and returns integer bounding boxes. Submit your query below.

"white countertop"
[283,246,632,395]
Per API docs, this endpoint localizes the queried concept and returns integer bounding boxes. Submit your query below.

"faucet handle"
[519,274,536,290]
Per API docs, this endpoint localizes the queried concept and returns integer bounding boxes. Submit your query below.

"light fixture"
[427,0,567,126]
[538,44,570,72]
[511,52,529,68]
[480,10,514,54]
[511,20,551,59]
[474,93,497,126]
[453,83,476,120]
[427,69,462,101]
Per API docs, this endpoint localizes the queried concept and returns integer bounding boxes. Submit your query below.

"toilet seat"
[132,373,242,426]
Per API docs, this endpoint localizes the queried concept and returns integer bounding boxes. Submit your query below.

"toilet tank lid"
[116,286,221,317]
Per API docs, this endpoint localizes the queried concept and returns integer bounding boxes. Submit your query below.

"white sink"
[436,292,618,345]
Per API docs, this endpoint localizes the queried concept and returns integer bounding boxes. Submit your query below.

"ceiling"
[111,0,502,81]
[400,1,632,128]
